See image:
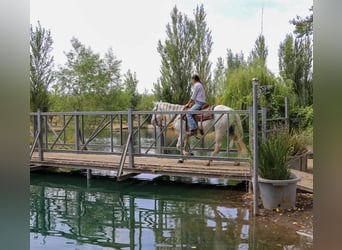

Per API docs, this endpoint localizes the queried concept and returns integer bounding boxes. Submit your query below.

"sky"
[30,0,312,93]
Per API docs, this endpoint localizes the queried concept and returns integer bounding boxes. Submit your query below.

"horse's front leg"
[177,135,189,163]
[205,132,223,166]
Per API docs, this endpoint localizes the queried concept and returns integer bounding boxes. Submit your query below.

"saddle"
[182,104,215,122]
[182,104,216,135]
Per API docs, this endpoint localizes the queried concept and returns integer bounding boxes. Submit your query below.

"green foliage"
[222,61,277,110]
[289,105,313,130]
[279,34,312,106]
[154,4,213,105]
[212,57,226,101]
[124,70,140,109]
[258,131,291,180]
[249,34,268,66]
[193,4,213,102]
[290,6,313,38]
[288,130,308,156]
[30,21,54,112]
[54,38,123,111]
[154,6,195,104]
[226,49,246,72]
[136,91,155,111]
[279,6,313,107]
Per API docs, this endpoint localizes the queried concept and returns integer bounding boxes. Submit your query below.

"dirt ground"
[242,158,314,239]
[242,191,313,235]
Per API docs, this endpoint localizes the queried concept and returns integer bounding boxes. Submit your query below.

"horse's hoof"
[234,162,240,166]
[177,159,184,163]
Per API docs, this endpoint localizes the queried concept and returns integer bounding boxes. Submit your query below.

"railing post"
[74,110,80,151]
[156,126,165,154]
[128,107,134,168]
[37,109,44,161]
[180,113,184,156]
[44,115,48,150]
[261,107,267,143]
[285,97,289,129]
[248,105,253,193]
[110,115,114,153]
[252,78,259,216]
[226,112,230,156]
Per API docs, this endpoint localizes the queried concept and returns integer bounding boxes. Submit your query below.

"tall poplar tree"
[30,21,54,112]
[154,5,213,104]
[193,4,213,91]
[279,6,313,106]
[250,34,268,67]
[154,6,195,104]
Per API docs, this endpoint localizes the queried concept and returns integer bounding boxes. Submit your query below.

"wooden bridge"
[29,107,312,194]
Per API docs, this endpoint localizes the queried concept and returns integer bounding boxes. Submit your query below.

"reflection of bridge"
[30,176,254,249]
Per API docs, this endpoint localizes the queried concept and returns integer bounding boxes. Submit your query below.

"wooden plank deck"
[30,152,313,193]
[30,152,251,180]
[292,169,313,193]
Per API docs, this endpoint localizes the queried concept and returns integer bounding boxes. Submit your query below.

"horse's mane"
[156,101,184,111]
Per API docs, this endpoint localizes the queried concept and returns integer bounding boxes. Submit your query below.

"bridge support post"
[128,107,134,168]
[252,78,259,216]
[87,169,92,180]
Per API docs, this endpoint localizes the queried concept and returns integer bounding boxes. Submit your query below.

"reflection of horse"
[151,101,247,166]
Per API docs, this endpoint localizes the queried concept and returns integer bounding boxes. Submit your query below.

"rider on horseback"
[184,74,206,136]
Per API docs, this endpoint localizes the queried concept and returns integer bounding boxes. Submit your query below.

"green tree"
[154,6,195,104]
[30,21,54,112]
[124,70,140,109]
[290,6,313,38]
[249,34,268,66]
[136,90,156,111]
[193,4,213,100]
[279,35,313,106]
[154,5,213,105]
[226,49,245,72]
[212,57,226,102]
[55,38,122,110]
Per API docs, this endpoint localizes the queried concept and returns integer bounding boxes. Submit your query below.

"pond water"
[30,172,312,249]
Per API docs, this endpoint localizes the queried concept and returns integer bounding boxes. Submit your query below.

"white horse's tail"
[231,113,248,157]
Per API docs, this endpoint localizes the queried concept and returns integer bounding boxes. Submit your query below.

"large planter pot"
[289,151,309,171]
[258,172,301,209]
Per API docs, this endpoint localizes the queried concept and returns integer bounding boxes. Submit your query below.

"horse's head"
[151,101,164,127]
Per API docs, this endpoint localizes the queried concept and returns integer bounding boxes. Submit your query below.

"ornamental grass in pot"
[257,131,301,209]
[288,131,310,171]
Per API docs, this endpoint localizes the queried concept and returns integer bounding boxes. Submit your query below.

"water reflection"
[30,173,310,249]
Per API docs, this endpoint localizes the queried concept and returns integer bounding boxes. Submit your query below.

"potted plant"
[257,131,301,209]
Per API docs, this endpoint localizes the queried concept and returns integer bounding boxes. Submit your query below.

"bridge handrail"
[29,109,252,116]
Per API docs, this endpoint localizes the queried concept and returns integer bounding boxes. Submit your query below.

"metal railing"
[30,108,257,161]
